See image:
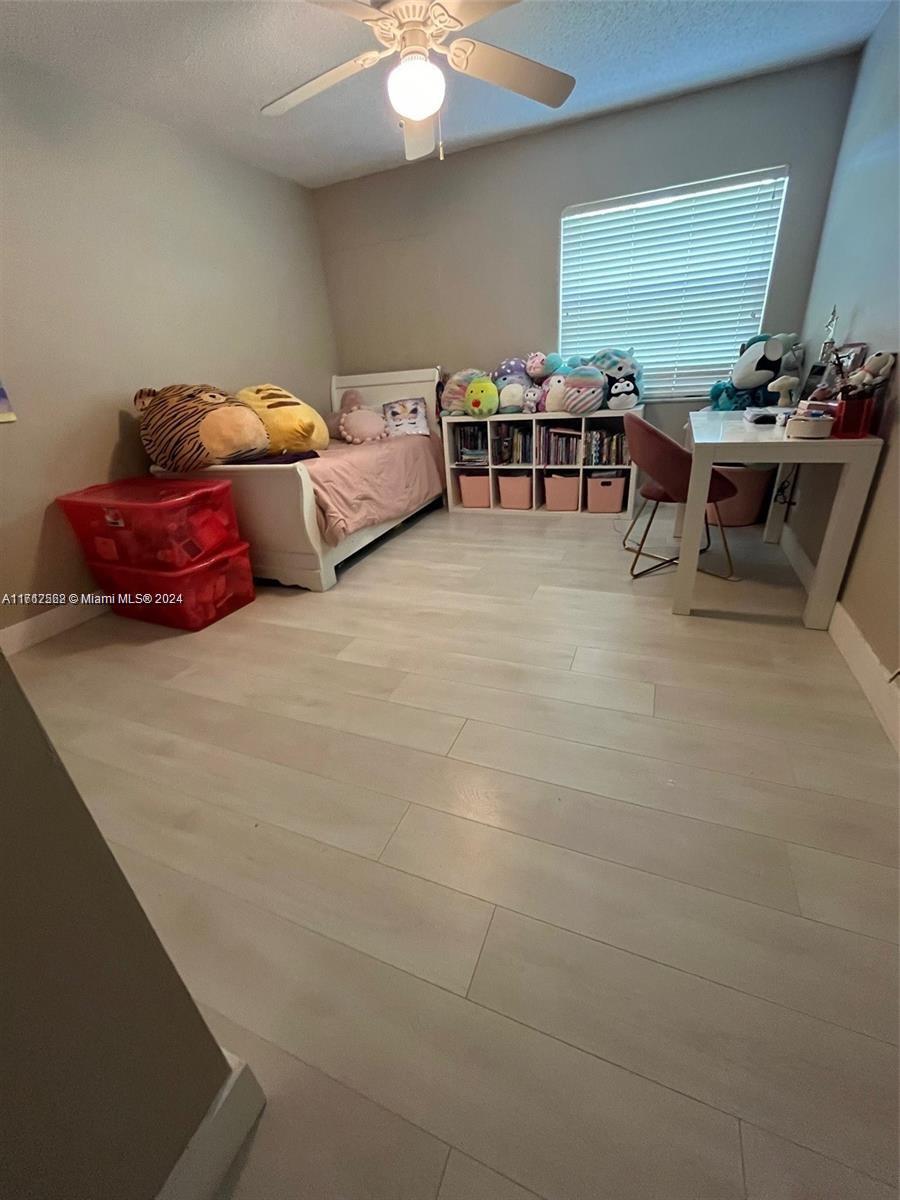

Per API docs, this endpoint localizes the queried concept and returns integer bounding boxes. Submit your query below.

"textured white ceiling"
[0,0,887,187]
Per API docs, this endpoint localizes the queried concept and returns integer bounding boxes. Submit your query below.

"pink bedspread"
[305,434,445,545]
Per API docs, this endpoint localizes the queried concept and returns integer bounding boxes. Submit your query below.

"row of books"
[492,424,533,465]
[454,423,489,465]
[537,425,583,466]
[456,424,631,468]
[584,430,631,466]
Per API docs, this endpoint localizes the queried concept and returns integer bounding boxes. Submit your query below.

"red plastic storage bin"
[57,477,239,570]
[88,541,254,631]
[498,472,532,510]
[544,472,580,511]
[586,473,627,513]
[458,471,491,508]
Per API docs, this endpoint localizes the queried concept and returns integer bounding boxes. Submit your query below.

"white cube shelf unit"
[442,407,643,517]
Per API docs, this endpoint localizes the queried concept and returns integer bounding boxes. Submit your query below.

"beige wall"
[313,56,858,376]
[1,654,230,1200]
[788,6,900,672]
[0,58,337,629]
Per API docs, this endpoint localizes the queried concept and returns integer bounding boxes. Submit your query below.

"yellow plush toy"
[237,384,329,454]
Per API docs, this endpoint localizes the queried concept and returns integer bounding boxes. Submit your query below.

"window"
[559,169,788,399]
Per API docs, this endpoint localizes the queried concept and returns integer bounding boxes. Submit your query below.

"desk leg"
[803,454,878,629]
[672,449,713,616]
[763,463,791,544]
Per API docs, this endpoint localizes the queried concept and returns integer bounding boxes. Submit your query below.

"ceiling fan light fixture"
[387,53,446,121]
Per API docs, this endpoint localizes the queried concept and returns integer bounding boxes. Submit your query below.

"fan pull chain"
[438,108,444,161]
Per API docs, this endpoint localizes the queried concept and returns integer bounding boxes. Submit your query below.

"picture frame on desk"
[826,342,868,385]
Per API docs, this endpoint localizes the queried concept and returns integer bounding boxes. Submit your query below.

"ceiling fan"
[261,0,575,162]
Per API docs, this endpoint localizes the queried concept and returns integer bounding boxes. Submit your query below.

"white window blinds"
[559,169,788,399]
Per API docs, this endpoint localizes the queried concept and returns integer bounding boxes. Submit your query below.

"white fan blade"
[445,37,574,107]
[308,0,382,22]
[438,0,520,31]
[402,116,436,161]
[261,50,387,116]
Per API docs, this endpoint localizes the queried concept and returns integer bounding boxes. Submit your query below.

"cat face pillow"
[383,397,429,436]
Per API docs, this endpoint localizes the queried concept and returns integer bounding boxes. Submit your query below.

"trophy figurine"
[820,306,838,360]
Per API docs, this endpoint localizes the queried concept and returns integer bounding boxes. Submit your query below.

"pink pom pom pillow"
[338,406,388,444]
[327,388,366,439]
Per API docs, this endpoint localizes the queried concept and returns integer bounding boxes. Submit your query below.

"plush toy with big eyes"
[491,357,528,384]
[526,352,550,381]
[541,371,571,412]
[464,376,500,417]
[607,374,640,410]
[522,384,542,413]
[498,382,526,413]
[442,368,483,417]
[563,365,607,414]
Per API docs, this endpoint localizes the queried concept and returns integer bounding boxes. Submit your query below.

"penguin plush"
[606,374,640,410]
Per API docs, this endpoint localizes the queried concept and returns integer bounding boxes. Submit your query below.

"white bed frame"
[153,368,442,591]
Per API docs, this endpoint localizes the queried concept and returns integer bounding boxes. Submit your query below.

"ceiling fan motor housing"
[366,1,463,52]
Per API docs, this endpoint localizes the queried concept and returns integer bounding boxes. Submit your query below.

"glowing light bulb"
[387,54,445,121]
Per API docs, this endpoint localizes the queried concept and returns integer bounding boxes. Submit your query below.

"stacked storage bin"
[57,477,254,631]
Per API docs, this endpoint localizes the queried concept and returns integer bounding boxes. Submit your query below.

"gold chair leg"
[623,501,739,581]
[625,501,683,578]
[621,499,648,550]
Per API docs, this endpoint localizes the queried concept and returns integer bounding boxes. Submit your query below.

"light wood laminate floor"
[12,508,899,1200]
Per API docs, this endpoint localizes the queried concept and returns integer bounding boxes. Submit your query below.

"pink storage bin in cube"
[586,473,627,513]
[498,473,532,510]
[458,472,491,508]
[544,472,580,511]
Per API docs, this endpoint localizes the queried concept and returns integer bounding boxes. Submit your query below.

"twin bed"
[157,368,444,591]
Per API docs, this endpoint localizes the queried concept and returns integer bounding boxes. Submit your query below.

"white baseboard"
[780,524,815,590]
[776,527,897,750]
[155,1053,265,1200]
[829,602,900,753]
[0,600,107,656]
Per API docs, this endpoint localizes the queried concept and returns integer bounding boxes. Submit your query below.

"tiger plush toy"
[237,384,329,454]
[134,384,269,472]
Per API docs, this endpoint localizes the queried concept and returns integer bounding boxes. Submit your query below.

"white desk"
[673,411,882,628]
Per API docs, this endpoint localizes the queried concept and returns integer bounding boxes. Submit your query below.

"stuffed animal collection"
[442,347,644,419]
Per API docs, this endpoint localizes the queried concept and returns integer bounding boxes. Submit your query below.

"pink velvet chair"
[622,413,738,579]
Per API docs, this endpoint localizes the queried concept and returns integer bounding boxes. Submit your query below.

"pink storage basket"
[706,465,774,526]
[458,472,491,508]
[544,472,580,511]
[586,474,627,513]
[498,473,532,510]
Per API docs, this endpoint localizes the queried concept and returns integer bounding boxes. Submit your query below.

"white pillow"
[383,397,429,436]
